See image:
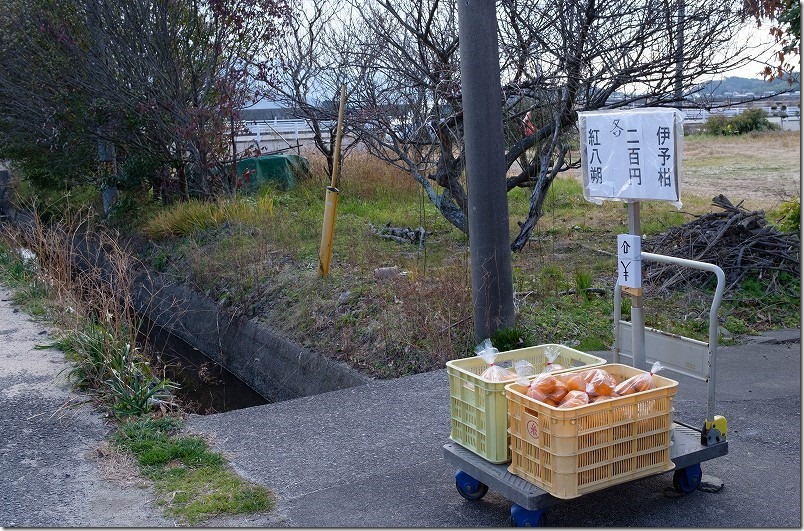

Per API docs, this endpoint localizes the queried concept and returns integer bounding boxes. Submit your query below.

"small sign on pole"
[578,108,683,205]
[617,234,642,289]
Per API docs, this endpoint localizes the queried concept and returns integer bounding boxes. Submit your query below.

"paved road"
[1,282,800,527]
[189,329,801,527]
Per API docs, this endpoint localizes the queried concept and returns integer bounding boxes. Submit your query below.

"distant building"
[238,100,296,122]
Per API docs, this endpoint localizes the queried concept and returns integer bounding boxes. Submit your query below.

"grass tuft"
[112,416,275,525]
[142,194,275,239]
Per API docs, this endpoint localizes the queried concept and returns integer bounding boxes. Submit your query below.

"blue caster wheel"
[673,463,702,494]
[510,503,546,527]
[455,470,489,501]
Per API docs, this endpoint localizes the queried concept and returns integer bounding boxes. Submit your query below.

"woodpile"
[642,195,800,293]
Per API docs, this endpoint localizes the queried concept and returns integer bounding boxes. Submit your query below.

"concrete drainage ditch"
[132,272,372,410]
[0,200,372,413]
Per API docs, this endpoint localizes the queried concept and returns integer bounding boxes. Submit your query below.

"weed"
[574,269,593,297]
[43,319,178,417]
[0,242,51,315]
[112,416,274,525]
[770,195,800,233]
[525,295,615,349]
[490,326,537,352]
[539,265,566,296]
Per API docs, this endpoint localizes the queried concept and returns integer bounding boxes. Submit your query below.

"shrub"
[490,326,536,352]
[703,114,732,135]
[774,196,801,234]
[704,108,780,135]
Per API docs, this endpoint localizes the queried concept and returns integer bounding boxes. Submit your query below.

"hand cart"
[443,253,729,526]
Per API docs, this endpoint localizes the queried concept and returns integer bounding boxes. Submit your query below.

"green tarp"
[234,154,311,191]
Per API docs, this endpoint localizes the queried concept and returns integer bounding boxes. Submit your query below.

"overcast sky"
[720,22,788,79]
[245,16,792,109]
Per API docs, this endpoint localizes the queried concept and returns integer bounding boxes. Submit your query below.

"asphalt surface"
[1,281,800,527]
[0,287,173,527]
[188,329,802,527]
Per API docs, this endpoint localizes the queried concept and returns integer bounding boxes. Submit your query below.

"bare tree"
[346,0,468,232]
[334,0,766,250]
[265,0,369,181]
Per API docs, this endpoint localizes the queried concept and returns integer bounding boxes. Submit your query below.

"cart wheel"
[673,463,703,494]
[455,470,489,501]
[510,503,545,527]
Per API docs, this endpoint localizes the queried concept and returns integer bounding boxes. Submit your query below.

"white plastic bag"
[475,339,514,381]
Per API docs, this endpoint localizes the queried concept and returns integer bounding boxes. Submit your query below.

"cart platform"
[443,421,728,511]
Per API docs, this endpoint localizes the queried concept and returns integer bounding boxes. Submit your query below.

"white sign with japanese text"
[617,234,642,288]
[579,108,682,203]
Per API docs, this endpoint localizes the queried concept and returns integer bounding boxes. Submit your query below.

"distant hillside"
[697,76,800,96]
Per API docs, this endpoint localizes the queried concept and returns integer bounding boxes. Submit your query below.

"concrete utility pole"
[674,0,685,110]
[456,0,515,341]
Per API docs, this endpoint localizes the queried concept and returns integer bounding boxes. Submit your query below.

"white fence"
[683,105,800,124]
[234,105,800,156]
[234,119,336,156]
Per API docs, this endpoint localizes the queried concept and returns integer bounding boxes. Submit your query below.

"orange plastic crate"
[505,363,677,499]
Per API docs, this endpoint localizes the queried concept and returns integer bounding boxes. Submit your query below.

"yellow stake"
[318,84,347,276]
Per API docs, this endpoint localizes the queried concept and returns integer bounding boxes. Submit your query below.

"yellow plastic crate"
[446,344,606,464]
[505,363,677,499]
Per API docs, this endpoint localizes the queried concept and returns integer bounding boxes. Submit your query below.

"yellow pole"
[318,84,347,276]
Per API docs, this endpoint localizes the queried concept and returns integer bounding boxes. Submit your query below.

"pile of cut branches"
[643,195,800,293]
[369,222,428,246]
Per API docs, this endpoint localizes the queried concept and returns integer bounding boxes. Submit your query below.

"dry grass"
[562,129,801,211]
[138,132,799,378]
[681,130,800,208]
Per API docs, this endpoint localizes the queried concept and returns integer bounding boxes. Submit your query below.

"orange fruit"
[566,374,586,392]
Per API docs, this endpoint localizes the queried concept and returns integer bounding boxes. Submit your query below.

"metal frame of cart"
[443,253,730,526]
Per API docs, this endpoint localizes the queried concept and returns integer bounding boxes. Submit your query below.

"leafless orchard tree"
[275,0,770,250]
[264,0,369,180]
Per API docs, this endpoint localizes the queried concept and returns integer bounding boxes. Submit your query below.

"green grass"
[132,150,800,378]
[54,138,796,379]
[112,416,275,525]
[0,243,50,316]
[523,294,615,352]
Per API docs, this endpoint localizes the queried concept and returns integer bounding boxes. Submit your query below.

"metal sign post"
[618,220,646,369]
[578,108,683,371]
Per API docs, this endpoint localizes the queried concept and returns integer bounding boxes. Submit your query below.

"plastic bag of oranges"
[614,361,664,395]
[584,368,617,397]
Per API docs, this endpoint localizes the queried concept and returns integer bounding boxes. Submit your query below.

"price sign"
[579,108,682,203]
[617,234,642,288]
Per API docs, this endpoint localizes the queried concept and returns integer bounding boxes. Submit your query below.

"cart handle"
[613,252,725,425]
